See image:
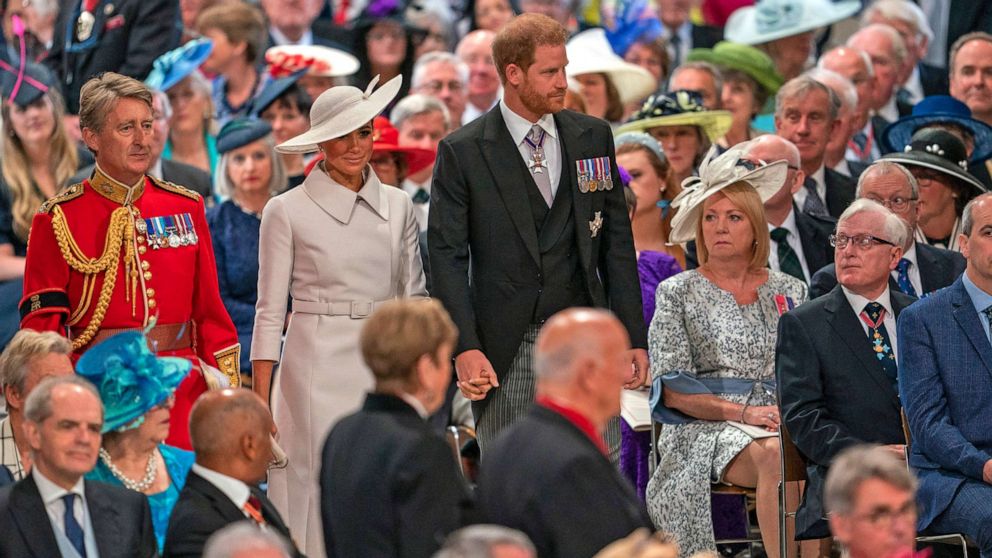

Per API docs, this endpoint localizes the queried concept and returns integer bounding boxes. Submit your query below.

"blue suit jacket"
[897,276,992,529]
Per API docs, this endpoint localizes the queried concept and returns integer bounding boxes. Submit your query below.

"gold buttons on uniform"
[148,299,157,308]
[141,261,150,270]
[138,245,147,254]
[146,288,155,297]
[143,271,152,281]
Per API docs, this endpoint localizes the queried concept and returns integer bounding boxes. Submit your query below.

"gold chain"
[50,205,135,350]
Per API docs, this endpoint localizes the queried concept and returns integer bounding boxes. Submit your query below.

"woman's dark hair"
[352,18,416,104]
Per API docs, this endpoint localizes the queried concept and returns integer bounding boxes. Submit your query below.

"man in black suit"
[684,136,835,280]
[810,162,967,298]
[926,1,992,70]
[428,14,647,448]
[0,376,157,557]
[46,0,181,115]
[477,308,651,558]
[164,389,302,558]
[775,75,857,220]
[657,0,721,70]
[321,300,471,558]
[777,199,914,540]
[73,88,213,200]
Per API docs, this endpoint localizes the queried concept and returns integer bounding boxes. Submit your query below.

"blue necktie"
[895,258,917,297]
[63,493,87,557]
[802,176,829,217]
[411,188,430,204]
[862,302,898,390]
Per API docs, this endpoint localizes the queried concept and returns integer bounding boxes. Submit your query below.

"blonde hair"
[695,182,770,270]
[0,329,71,394]
[79,72,153,135]
[0,87,79,243]
[359,299,457,387]
[214,134,287,199]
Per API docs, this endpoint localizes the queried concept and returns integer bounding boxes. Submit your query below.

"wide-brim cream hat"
[725,0,860,46]
[276,74,402,154]
[669,144,789,244]
[566,28,656,105]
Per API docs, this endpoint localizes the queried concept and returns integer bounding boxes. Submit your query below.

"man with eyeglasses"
[897,193,992,556]
[810,161,967,298]
[825,445,919,558]
[412,52,468,132]
[776,198,913,540]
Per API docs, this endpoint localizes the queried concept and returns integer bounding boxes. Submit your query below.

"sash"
[650,371,775,425]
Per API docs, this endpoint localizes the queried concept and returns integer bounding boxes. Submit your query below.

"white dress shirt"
[500,100,562,196]
[33,468,99,558]
[891,242,923,296]
[792,165,826,211]
[904,65,924,104]
[845,119,882,162]
[767,209,812,283]
[842,285,899,360]
[462,93,500,126]
[877,96,899,123]
[191,463,252,518]
[401,177,430,232]
[269,26,313,47]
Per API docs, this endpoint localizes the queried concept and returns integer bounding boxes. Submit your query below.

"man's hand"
[625,348,649,390]
[455,349,499,401]
[883,444,907,459]
[984,459,992,484]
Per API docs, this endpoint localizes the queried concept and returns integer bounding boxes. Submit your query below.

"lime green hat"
[686,41,784,97]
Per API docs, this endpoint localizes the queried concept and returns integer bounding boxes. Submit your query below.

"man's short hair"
[412,51,470,89]
[775,75,841,122]
[671,61,724,99]
[961,192,992,236]
[857,161,919,200]
[78,72,153,134]
[23,376,103,425]
[824,445,917,516]
[862,0,933,44]
[805,68,857,115]
[0,329,71,394]
[189,391,270,457]
[533,308,622,383]
[392,93,451,131]
[196,2,267,63]
[433,525,536,558]
[202,522,292,558]
[359,299,458,385]
[491,13,568,84]
[850,24,908,68]
[950,32,992,75]
[837,198,909,248]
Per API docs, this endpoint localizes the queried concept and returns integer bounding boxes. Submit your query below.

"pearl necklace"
[99,447,158,492]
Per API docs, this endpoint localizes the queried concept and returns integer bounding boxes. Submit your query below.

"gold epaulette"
[148,175,201,202]
[38,182,85,214]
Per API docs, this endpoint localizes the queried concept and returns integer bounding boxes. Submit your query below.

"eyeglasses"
[863,195,918,212]
[849,500,917,528]
[419,80,464,94]
[830,233,898,250]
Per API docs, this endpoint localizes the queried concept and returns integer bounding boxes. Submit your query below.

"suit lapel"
[949,281,992,373]
[10,476,61,557]
[555,111,594,269]
[478,109,541,267]
[86,481,122,557]
[794,209,830,273]
[824,287,901,409]
[187,472,249,523]
[915,244,946,294]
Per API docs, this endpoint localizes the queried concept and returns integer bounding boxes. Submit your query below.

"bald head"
[190,389,273,481]
[746,135,800,169]
[819,47,875,128]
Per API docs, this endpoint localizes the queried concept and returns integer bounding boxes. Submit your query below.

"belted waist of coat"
[650,371,775,425]
[292,299,392,319]
[72,321,193,352]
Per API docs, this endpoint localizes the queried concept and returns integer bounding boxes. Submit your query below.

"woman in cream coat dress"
[251,75,427,557]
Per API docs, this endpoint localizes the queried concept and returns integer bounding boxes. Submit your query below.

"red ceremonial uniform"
[20,169,240,449]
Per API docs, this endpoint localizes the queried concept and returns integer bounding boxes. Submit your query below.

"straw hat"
[566,28,656,105]
[686,41,784,97]
[265,45,360,79]
[881,95,992,163]
[276,74,402,154]
[725,0,860,45]
[616,90,733,141]
[879,128,987,195]
[669,144,789,243]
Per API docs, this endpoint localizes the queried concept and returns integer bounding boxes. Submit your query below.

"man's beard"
[518,78,565,116]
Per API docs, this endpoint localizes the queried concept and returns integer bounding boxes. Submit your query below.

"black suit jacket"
[478,405,651,558]
[321,393,471,558]
[690,24,722,50]
[163,471,302,558]
[918,62,949,97]
[428,108,646,404]
[945,1,992,63]
[0,466,12,488]
[46,0,181,114]
[0,474,156,558]
[776,286,916,539]
[809,242,966,299]
[73,160,213,200]
[823,167,856,218]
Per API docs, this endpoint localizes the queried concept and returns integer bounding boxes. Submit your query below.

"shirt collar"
[269,26,313,46]
[536,395,607,455]
[397,392,429,419]
[902,242,918,266]
[768,207,799,237]
[842,285,894,318]
[32,467,85,506]
[499,100,557,147]
[962,270,992,316]
[88,164,145,205]
[148,158,164,181]
[191,463,251,509]
[303,163,386,223]
[811,165,826,188]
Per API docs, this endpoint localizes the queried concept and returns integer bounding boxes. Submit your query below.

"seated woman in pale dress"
[646,143,807,557]
[251,74,427,557]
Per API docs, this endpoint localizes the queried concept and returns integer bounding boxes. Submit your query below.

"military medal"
[75,0,99,42]
[524,128,548,174]
[181,213,198,245]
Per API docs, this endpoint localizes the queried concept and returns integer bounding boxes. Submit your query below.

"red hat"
[371,116,435,174]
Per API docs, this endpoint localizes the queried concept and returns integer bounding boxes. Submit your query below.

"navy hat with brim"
[76,331,191,433]
[0,59,56,107]
[881,95,992,163]
[217,117,273,154]
[145,38,213,92]
[249,69,308,117]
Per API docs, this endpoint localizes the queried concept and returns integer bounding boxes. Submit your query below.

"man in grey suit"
[899,192,992,554]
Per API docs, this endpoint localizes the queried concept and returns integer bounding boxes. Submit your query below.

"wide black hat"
[879,128,987,195]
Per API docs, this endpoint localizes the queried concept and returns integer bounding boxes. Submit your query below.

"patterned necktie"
[982,305,992,343]
[895,258,918,297]
[770,227,805,283]
[802,176,829,217]
[244,494,267,526]
[525,124,553,207]
[861,302,898,388]
[63,493,87,557]
[851,131,868,152]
